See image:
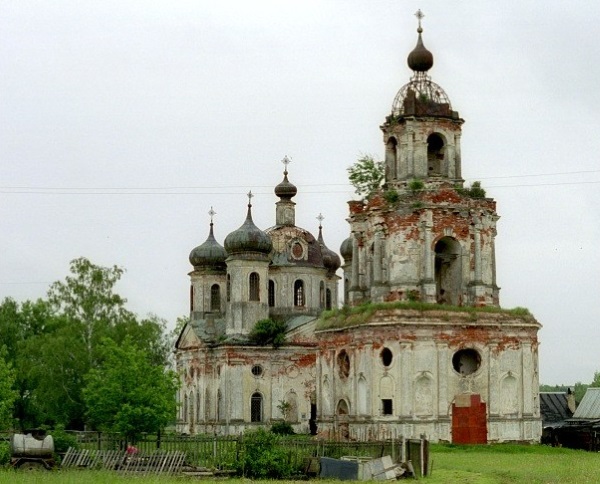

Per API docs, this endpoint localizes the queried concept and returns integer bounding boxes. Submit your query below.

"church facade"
[175,14,542,443]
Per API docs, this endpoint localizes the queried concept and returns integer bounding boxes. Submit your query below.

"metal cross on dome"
[317,213,324,228]
[247,190,254,206]
[282,155,292,174]
[208,206,216,224]
[415,9,424,29]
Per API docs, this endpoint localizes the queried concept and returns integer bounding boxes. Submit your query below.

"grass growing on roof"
[316,301,533,330]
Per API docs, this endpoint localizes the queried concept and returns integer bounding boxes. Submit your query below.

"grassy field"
[0,444,597,483]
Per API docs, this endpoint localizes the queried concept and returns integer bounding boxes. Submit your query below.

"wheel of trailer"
[18,461,46,471]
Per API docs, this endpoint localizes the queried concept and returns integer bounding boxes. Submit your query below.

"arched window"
[226,274,231,302]
[268,280,275,307]
[337,350,350,379]
[326,288,332,310]
[197,389,201,422]
[210,284,220,312]
[249,272,260,301]
[251,392,263,422]
[294,280,304,307]
[319,281,325,308]
[189,391,194,426]
[385,136,398,180]
[190,285,194,312]
[427,133,445,176]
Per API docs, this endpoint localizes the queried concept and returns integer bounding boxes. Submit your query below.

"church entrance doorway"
[451,393,487,444]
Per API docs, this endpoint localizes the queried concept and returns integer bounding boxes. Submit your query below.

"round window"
[452,349,481,376]
[380,347,393,367]
[292,241,304,259]
[251,365,263,377]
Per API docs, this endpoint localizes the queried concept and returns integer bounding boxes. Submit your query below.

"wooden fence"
[66,431,400,471]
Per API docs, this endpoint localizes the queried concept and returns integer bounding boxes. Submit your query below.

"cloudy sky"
[1,1,599,385]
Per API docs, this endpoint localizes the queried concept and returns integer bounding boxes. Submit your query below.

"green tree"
[83,337,178,442]
[347,154,384,200]
[47,257,133,366]
[0,347,17,430]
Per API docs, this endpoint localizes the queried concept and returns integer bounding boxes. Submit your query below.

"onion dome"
[340,236,353,262]
[189,208,227,271]
[224,193,272,256]
[189,222,227,271]
[391,10,454,118]
[407,26,433,72]
[317,219,341,274]
[274,170,297,200]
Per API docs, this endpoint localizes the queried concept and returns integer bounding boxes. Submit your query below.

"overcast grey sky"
[1,1,599,385]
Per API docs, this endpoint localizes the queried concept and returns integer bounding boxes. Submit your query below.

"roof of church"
[224,195,272,256]
[189,218,227,271]
[573,388,600,420]
[390,10,455,118]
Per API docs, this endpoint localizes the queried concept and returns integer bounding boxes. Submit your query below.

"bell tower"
[344,10,499,307]
[382,10,463,187]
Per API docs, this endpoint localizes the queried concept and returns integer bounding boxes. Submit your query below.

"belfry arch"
[427,133,445,176]
[434,236,462,305]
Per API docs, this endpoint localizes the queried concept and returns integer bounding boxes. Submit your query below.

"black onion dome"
[340,236,353,262]
[224,202,272,255]
[318,226,341,273]
[189,222,227,270]
[407,28,433,72]
[274,171,297,200]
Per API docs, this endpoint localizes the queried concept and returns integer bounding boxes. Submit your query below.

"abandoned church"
[175,14,542,444]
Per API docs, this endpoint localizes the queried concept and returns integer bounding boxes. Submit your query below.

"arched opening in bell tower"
[427,133,445,176]
[385,137,398,181]
[434,236,462,305]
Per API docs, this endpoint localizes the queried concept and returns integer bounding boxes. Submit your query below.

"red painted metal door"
[452,393,487,444]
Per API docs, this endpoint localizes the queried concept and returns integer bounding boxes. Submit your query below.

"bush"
[0,442,9,467]
[408,178,424,193]
[50,426,79,454]
[383,189,399,204]
[271,421,295,435]
[249,319,287,348]
[237,428,294,478]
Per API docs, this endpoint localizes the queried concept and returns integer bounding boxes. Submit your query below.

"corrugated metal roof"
[540,392,572,423]
[573,387,600,419]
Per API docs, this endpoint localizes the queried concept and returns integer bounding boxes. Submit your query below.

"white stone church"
[175,14,542,443]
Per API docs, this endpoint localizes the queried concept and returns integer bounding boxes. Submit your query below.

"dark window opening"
[452,348,481,376]
[427,133,445,176]
[326,288,332,310]
[251,392,263,422]
[251,365,263,377]
[210,284,220,312]
[249,272,260,301]
[226,274,231,302]
[382,399,393,416]
[190,285,194,312]
[380,347,393,367]
[268,280,275,307]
